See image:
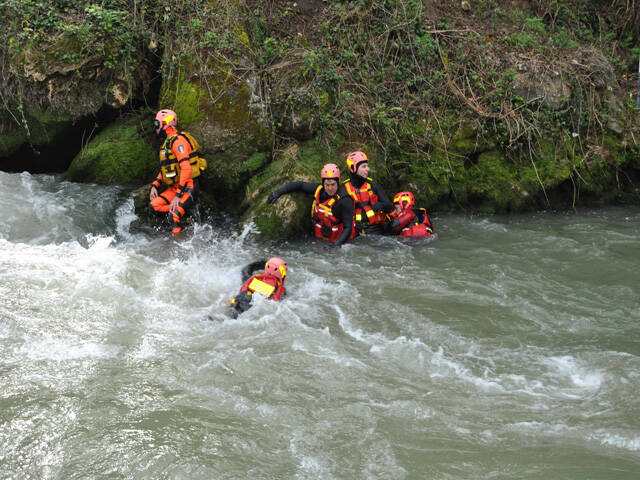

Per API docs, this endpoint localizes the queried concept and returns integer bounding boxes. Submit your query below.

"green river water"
[1,171,639,479]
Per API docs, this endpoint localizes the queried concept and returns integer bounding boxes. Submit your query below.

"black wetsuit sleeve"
[371,183,393,213]
[416,208,433,229]
[241,260,267,283]
[273,181,320,196]
[333,197,354,247]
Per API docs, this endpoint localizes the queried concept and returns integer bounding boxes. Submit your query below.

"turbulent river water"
[1,171,639,479]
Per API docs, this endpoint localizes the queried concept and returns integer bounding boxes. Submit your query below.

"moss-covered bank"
[1,0,639,238]
[66,114,156,184]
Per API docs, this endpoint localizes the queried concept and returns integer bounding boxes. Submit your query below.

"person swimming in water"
[226,257,288,318]
[385,191,433,238]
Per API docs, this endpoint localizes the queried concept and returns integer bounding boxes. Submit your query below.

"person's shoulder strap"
[176,131,194,148]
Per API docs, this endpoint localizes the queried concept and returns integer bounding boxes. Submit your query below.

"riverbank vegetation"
[1,1,639,235]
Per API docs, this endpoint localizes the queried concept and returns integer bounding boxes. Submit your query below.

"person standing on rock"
[267,163,355,248]
[149,109,206,235]
[342,151,392,235]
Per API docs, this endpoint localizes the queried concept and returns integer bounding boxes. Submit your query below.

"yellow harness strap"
[311,185,339,218]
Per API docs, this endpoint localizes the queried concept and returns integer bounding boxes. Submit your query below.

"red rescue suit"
[343,178,388,230]
[311,186,356,243]
[388,207,433,237]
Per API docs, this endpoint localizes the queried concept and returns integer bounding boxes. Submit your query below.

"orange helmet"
[393,191,415,209]
[321,163,340,181]
[154,109,177,134]
[346,151,368,173]
[265,257,288,281]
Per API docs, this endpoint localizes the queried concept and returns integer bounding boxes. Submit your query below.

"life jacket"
[159,131,207,185]
[343,178,388,229]
[243,274,286,301]
[389,208,433,238]
[310,186,356,242]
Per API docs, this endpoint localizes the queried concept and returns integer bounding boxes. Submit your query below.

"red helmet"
[154,109,177,134]
[265,257,288,281]
[346,151,368,173]
[393,191,415,209]
[321,163,340,181]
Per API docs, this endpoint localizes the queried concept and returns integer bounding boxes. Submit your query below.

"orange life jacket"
[343,178,387,228]
[310,186,356,242]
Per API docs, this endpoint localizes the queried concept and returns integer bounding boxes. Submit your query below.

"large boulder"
[66,114,156,185]
[157,62,273,212]
[0,108,72,171]
[0,3,156,170]
[241,141,336,238]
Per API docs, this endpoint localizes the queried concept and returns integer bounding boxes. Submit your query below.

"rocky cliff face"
[1,0,638,237]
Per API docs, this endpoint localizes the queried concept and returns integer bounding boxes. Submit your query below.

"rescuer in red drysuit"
[342,151,393,235]
[267,163,355,248]
[386,191,433,238]
[227,257,288,318]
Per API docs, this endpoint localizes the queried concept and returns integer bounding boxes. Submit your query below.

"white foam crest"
[419,345,505,393]
[470,217,509,232]
[429,346,469,378]
[588,430,640,451]
[372,399,436,421]
[369,335,431,360]
[0,173,122,244]
[0,232,131,294]
[19,336,121,361]
[508,420,570,435]
[195,349,237,375]
[507,421,640,453]
[129,334,158,360]
[114,196,140,241]
[290,340,368,369]
[543,355,604,390]
[294,455,335,480]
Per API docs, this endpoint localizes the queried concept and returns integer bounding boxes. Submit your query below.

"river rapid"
[1,171,639,479]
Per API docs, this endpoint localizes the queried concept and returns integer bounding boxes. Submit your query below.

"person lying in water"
[268,163,355,248]
[385,191,433,238]
[226,257,288,318]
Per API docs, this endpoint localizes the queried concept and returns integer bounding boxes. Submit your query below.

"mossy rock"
[446,149,528,212]
[9,30,152,119]
[390,151,451,209]
[199,140,272,208]
[66,115,155,184]
[240,140,338,239]
[158,64,273,206]
[0,108,71,158]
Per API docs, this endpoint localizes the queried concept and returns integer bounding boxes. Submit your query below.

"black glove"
[236,290,252,308]
[229,290,253,316]
[267,191,280,204]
